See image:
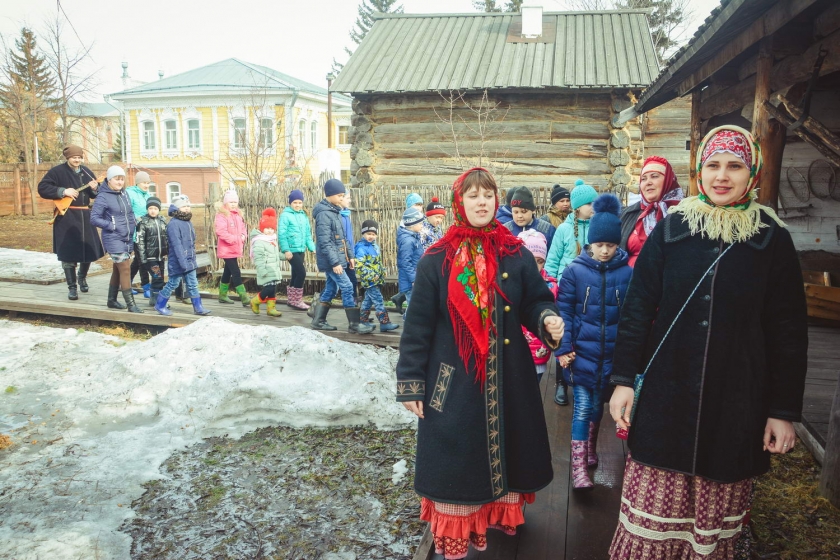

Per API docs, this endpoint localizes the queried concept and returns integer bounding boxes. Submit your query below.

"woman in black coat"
[37,145,105,299]
[608,126,808,560]
[397,168,564,560]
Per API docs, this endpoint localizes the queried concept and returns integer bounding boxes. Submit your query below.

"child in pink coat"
[518,230,559,385]
[214,190,249,306]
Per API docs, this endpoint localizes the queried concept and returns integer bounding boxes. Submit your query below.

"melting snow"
[0,247,102,281]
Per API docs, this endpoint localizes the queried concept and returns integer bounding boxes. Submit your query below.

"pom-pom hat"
[518,230,547,259]
[172,195,191,209]
[258,208,278,231]
[570,179,598,210]
[588,194,622,245]
[426,197,445,217]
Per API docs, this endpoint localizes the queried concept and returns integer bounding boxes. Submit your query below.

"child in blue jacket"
[556,194,632,491]
[396,206,425,316]
[355,219,399,332]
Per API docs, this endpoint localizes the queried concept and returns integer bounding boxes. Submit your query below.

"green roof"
[67,101,118,117]
[331,10,660,94]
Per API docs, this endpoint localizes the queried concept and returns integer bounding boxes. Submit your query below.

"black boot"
[107,284,126,309]
[64,266,78,300]
[346,307,375,334]
[390,292,406,315]
[307,291,320,318]
[78,263,90,293]
[554,382,569,406]
[310,300,336,331]
[121,289,144,313]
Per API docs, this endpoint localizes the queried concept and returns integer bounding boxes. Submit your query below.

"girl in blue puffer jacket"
[556,194,632,491]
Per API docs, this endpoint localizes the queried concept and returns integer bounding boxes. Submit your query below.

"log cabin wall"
[641,97,693,188]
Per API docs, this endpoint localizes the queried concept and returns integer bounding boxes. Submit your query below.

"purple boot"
[572,441,594,490]
[587,422,600,467]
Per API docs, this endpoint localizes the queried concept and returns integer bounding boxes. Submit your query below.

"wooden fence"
[0,163,110,216]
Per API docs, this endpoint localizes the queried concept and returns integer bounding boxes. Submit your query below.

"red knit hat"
[258,208,277,232]
[426,196,445,217]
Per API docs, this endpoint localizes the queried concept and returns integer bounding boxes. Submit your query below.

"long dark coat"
[37,163,105,263]
[618,201,641,251]
[611,211,808,483]
[396,248,559,504]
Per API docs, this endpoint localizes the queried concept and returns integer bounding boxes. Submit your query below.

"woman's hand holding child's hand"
[558,353,575,368]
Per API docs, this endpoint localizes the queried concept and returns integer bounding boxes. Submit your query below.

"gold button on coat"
[502,272,509,279]
[504,306,511,312]
[504,338,510,345]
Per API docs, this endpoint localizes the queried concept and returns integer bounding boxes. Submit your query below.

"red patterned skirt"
[609,459,752,560]
[421,492,534,560]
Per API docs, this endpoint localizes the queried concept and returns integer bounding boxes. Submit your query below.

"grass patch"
[4,386,16,394]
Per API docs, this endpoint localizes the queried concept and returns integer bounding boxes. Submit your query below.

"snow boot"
[307,291,321,318]
[78,263,90,293]
[192,297,211,316]
[286,287,309,311]
[346,307,375,335]
[250,295,263,314]
[554,382,569,406]
[155,294,172,316]
[121,289,144,313]
[377,311,400,332]
[107,284,126,310]
[572,441,594,490]
[360,308,372,324]
[390,291,406,315]
[64,266,78,301]
[142,284,151,299]
[310,300,336,331]
[218,282,235,304]
[587,422,600,467]
[235,284,250,307]
[266,299,282,317]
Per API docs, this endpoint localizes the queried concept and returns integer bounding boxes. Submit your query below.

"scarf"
[637,156,684,237]
[427,168,522,387]
[670,125,785,243]
[249,233,277,260]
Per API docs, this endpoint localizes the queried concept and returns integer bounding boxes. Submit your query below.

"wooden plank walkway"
[801,326,840,448]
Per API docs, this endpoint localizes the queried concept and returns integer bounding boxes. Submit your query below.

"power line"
[56,0,88,53]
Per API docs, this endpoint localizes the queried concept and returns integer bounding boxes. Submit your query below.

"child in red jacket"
[518,230,559,385]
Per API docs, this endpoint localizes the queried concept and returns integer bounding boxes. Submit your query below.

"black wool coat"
[37,163,105,263]
[396,248,559,505]
[619,201,641,252]
[611,211,808,483]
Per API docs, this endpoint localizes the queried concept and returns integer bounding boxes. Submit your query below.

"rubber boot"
[121,289,144,313]
[217,282,232,304]
[554,382,569,406]
[64,266,78,301]
[587,422,601,467]
[346,307,375,334]
[266,299,282,317]
[149,291,158,307]
[310,300,336,331]
[572,441,594,490]
[155,294,172,316]
[307,291,321,318]
[142,284,151,299]
[192,297,211,316]
[287,287,309,310]
[234,284,249,307]
[251,295,263,315]
[390,291,406,315]
[78,263,90,293]
[377,311,400,332]
[107,284,126,309]
[360,308,372,324]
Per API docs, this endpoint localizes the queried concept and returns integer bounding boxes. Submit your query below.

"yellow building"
[109,58,352,204]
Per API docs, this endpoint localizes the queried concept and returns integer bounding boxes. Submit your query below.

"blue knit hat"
[588,194,622,245]
[324,178,346,197]
[405,193,423,208]
[402,206,424,227]
[289,189,304,203]
[570,179,598,210]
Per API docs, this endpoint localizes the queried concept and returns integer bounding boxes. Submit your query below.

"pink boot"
[287,287,309,311]
[572,441,594,490]
[587,421,600,467]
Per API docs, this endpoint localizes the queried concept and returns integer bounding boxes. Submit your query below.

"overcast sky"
[1,0,720,100]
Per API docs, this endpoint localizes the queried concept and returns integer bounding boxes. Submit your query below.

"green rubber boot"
[235,284,250,307]
[218,282,235,304]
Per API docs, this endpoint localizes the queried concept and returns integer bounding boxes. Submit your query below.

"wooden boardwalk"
[801,326,840,450]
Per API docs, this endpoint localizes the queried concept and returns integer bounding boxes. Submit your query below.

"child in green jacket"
[278,189,315,310]
[249,209,283,317]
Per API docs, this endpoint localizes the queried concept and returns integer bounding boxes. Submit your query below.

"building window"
[164,120,178,150]
[298,120,306,151]
[187,119,200,150]
[259,118,273,150]
[142,121,156,151]
[338,125,349,145]
[166,182,181,203]
[148,183,158,197]
[341,170,351,184]
[310,121,318,152]
[233,118,246,150]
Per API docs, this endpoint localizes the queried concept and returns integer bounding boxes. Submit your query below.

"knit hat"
[518,230,547,260]
[106,165,126,181]
[223,190,239,204]
[135,171,151,184]
[402,206,424,227]
[172,195,191,209]
[62,145,83,159]
[588,194,622,245]
[146,197,162,210]
[324,178,346,197]
[426,197,445,217]
[551,184,570,205]
[289,189,304,203]
[505,187,519,207]
[258,208,278,232]
[361,219,379,235]
[510,186,536,211]
[570,179,598,210]
[405,193,423,208]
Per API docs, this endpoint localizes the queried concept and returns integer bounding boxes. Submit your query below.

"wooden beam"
[762,98,840,168]
[12,164,21,216]
[818,378,840,508]
[753,37,784,211]
[815,1,840,38]
[689,90,701,196]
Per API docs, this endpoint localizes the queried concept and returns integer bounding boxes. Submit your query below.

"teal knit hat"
[570,179,598,210]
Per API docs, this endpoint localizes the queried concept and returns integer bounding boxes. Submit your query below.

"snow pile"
[0,318,412,559]
[392,459,409,485]
[0,247,102,281]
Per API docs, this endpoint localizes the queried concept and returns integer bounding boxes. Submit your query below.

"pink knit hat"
[223,190,239,204]
[518,230,547,259]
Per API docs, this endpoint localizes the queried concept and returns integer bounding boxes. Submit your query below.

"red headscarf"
[427,168,522,387]
[697,126,762,209]
[637,156,684,237]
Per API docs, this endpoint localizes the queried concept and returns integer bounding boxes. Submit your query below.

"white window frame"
[141,120,156,152]
[148,182,159,198]
[232,117,247,151]
[258,117,274,153]
[310,121,318,154]
[187,119,201,150]
[163,119,178,153]
[298,119,307,153]
[166,181,181,203]
[338,125,349,146]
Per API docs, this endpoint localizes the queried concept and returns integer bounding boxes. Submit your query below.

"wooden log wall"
[640,96,693,190]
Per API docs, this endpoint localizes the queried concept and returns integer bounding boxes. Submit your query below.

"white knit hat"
[106,165,126,181]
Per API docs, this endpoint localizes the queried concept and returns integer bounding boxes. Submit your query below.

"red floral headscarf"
[637,156,684,236]
[427,168,521,387]
[697,125,763,209]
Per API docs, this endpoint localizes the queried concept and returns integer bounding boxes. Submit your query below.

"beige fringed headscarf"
[668,125,785,244]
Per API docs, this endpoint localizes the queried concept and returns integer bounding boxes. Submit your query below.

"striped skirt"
[609,458,752,560]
